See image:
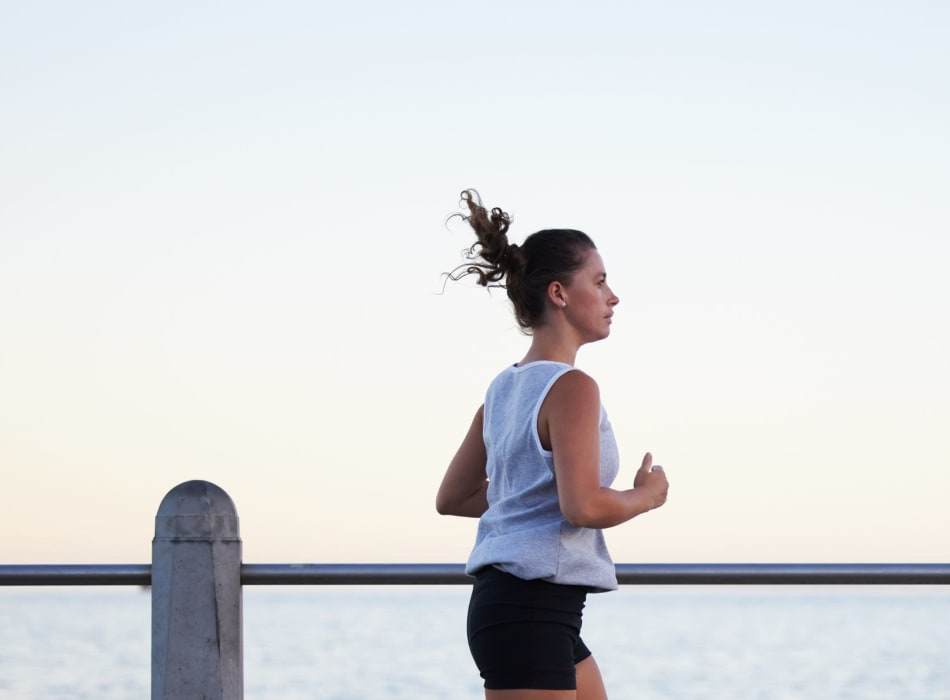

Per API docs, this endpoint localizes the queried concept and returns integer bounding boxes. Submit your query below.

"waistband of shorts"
[472,565,592,594]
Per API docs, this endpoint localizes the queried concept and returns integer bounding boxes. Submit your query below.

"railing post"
[152,480,243,699]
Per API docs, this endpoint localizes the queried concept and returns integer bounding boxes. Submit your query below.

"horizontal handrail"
[2,563,950,587]
[0,564,151,586]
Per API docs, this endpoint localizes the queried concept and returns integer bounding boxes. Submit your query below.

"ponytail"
[446,189,595,330]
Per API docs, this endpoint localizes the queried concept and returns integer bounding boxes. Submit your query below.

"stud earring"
[560,301,567,309]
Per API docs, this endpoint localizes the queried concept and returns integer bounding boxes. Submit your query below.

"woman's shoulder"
[489,362,599,401]
[536,369,601,448]
[545,367,600,409]
[551,366,598,389]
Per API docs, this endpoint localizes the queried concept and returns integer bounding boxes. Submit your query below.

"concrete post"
[152,481,243,699]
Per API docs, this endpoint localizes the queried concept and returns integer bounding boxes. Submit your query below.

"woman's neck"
[519,327,580,367]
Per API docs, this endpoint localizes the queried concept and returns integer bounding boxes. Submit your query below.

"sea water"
[1,585,948,699]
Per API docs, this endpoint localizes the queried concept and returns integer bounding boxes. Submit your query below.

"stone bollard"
[152,481,243,699]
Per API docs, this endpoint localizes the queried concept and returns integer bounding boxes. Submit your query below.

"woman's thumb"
[639,452,653,473]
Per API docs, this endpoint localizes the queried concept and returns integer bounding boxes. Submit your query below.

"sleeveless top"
[465,361,621,592]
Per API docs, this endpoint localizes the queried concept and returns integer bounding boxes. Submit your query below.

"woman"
[436,190,670,700]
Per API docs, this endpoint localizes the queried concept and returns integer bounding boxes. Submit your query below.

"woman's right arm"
[546,372,668,529]
[436,405,489,518]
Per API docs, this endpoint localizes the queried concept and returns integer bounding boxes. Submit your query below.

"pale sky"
[1,1,947,566]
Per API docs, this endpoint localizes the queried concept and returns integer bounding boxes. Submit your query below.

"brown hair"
[446,189,596,330]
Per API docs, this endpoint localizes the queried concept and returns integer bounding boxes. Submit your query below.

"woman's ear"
[547,281,567,309]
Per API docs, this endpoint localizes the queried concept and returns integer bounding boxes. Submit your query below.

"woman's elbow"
[560,503,602,529]
[435,492,453,515]
[436,490,467,516]
[435,499,453,516]
[437,483,489,518]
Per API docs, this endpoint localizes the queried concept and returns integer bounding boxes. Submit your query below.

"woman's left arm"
[436,405,489,518]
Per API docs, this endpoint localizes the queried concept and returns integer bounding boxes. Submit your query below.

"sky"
[1,1,947,566]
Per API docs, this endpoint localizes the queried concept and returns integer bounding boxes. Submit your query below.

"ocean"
[1,585,948,699]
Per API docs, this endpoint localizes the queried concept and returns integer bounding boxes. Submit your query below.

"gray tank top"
[465,361,620,592]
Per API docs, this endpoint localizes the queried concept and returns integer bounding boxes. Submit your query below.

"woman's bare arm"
[545,372,668,529]
[436,405,489,518]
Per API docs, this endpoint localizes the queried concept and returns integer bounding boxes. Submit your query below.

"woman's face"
[562,248,620,342]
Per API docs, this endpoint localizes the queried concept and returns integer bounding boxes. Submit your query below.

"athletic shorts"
[466,566,592,690]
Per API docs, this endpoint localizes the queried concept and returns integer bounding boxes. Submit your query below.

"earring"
[560,301,567,309]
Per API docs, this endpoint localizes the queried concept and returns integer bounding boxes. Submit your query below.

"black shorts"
[466,566,592,690]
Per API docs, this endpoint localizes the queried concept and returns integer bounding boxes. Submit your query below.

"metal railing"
[4,562,950,587]
[1,480,947,699]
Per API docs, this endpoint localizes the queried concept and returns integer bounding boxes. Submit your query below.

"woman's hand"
[633,452,669,512]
